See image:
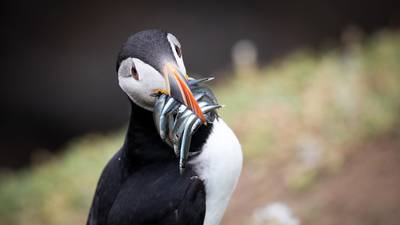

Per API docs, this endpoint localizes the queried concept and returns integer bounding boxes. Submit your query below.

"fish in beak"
[153,64,221,173]
[161,63,206,123]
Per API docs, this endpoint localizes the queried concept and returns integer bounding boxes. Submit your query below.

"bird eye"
[131,65,139,80]
[175,45,182,58]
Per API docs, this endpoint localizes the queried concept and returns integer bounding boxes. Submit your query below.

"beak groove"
[163,64,206,123]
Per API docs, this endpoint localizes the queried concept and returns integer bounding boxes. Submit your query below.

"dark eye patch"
[131,65,139,80]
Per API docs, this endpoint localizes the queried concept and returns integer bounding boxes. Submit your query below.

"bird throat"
[124,100,214,165]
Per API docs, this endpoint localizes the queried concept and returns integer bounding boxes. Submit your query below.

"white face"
[118,33,187,111]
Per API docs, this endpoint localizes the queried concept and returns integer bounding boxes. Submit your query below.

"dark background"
[1,0,399,168]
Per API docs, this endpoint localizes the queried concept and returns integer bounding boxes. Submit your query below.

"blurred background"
[1,0,400,224]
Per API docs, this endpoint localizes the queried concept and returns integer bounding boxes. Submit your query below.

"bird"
[87,29,242,225]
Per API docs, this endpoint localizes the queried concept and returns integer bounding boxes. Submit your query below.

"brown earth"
[222,135,400,225]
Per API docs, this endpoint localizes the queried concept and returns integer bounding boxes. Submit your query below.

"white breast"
[190,119,243,225]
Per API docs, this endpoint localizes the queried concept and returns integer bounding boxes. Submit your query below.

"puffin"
[87,29,242,225]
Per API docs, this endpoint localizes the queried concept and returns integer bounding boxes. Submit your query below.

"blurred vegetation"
[0,134,123,225]
[1,30,400,225]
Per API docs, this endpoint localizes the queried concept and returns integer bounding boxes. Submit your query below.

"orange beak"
[162,63,206,123]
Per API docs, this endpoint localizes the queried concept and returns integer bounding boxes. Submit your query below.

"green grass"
[1,30,400,225]
[0,134,123,225]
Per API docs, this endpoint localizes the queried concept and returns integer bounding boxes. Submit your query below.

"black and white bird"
[87,29,242,225]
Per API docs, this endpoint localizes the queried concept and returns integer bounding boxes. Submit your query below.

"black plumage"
[116,29,176,73]
[87,102,212,225]
[87,29,216,225]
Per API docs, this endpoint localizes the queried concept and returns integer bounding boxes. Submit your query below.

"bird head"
[117,29,205,123]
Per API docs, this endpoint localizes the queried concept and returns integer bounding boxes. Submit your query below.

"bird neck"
[122,98,214,165]
[123,99,174,164]
[126,100,157,141]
